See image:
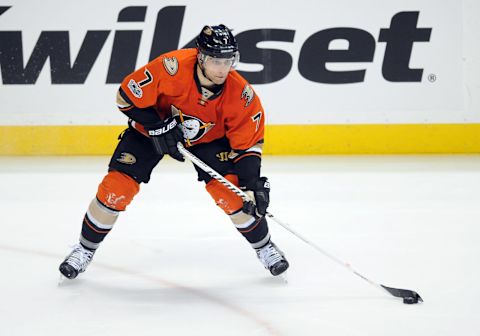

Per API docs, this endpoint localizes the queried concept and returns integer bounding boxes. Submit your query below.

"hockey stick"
[177,143,423,304]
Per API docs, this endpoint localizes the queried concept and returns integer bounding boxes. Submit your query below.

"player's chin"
[212,75,228,85]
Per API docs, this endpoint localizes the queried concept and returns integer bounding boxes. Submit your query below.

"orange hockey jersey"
[120,48,265,151]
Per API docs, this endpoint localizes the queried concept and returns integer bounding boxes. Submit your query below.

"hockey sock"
[229,211,271,249]
[79,198,119,250]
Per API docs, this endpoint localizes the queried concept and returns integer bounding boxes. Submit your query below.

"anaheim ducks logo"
[163,56,178,76]
[241,84,254,107]
[106,193,126,209]
[116,152,136,165]
[203,27,213,35]
[170,105,215,144]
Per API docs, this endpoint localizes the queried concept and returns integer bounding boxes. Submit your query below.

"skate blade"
[57,274,67,286]
[279,271,288,284]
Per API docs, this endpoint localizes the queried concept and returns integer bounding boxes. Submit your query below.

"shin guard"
[205,174,243,215]
[80,171,139,250]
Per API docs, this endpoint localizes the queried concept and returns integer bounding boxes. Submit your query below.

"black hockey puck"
[403,297,418,304]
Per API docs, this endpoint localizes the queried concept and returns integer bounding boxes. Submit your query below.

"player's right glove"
[241,177,270,217]
[144,117,185,162]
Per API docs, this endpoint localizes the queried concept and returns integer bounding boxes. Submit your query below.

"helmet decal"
[203,26,213,36]
[196,24,239,59]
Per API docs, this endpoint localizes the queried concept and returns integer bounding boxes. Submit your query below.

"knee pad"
[96,171,140,211]
[205,174,243,215]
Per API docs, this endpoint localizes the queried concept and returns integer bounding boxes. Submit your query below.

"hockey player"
[59,24,289,279]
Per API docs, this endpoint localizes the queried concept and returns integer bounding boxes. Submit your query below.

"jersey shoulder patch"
[241,84,255,107]
[227,71,256,108]
[163,57,178,76]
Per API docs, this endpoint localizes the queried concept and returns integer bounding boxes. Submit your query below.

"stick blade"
[381,285,423,303]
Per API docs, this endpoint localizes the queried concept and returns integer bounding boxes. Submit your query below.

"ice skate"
[59,244,95,279]
[256,241,289,276]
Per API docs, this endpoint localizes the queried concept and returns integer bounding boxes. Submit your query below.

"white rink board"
[0,0,478,125]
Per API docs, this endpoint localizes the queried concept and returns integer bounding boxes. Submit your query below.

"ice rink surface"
[1,155,480,336]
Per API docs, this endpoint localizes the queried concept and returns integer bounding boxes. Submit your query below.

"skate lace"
[257,244,283,268]
[66,245,94,271]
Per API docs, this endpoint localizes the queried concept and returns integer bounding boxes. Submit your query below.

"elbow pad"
[116,88,161,125]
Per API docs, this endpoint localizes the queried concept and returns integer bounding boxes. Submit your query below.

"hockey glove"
[241,177,270,217]
[145,117,185,162]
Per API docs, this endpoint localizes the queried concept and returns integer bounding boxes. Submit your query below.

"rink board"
[1,124,479,155]
[1,1,480,155]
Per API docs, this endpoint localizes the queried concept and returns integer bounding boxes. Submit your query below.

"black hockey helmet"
[195,24,239,59]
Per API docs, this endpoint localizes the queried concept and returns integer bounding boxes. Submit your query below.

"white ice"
[1,155,480,336]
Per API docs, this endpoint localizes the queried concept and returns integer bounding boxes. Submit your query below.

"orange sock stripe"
[238,218,262,233]
[119,105,134,112]
[84,215,110,234]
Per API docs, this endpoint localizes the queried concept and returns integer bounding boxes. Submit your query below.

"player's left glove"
[241,177,270,217]
[145,117,185,162]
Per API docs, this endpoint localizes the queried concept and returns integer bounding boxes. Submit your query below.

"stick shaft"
[177,143,250,202]
[177,143,419,300]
